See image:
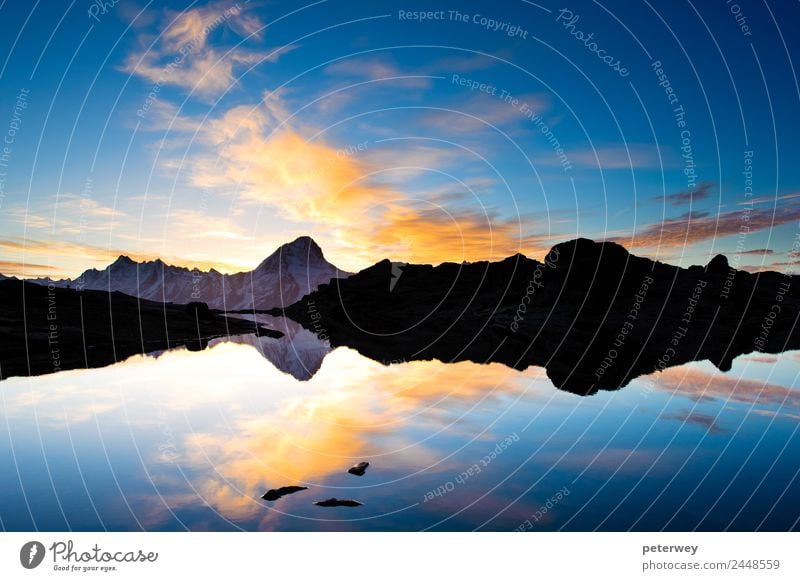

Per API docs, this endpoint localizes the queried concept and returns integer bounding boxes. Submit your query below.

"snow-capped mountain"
[39,236,349,310]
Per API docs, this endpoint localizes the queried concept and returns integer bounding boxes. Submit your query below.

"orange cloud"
[169,95,543,271]
[0,260,57,276]
[173,350,533,520]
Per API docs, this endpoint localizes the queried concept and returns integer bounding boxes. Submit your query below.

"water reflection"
[211,314,331,381]
[0,319,798,531]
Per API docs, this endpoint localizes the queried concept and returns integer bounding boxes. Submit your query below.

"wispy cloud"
[570,144,667,170]
[0,238,153,277]
[661,410,727,434]
[0,235,249,278]
[121,1,295,98]
[424,53,501,74]
[324,56,433,89]
[741,192,800,206]
[650,366,800,418]
[612,200,800,250]
[739,248,776,255]
[654,181,715,206]
[152,90,538,270]
[419,92,550,134]
[5,193,127,234]
[0,260,58,276]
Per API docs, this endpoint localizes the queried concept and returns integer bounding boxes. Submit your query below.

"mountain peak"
[283,235,323,256]
[112,255,136,266]
[28,236,348,310]
[258,236,327,267]
[706,254,729,273]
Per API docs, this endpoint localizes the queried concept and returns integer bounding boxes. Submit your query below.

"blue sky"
[0,0,799,277]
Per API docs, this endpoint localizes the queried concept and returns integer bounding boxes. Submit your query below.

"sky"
[0,0,799,278]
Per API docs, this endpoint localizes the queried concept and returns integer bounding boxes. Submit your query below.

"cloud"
[612,202,800,250]
[0,235,248,278]
[740,192,800,206]
[0,260,57,276]
[739,265,779,273]
[345,203,551,266]
[324,56,432,89]
[419,92,550,135]
[134,346,531,521]
[569,144,667,170]
[739,248,775,255]
[423,53,502,74]
[649,366,800,414]
[739,354,779,363]
[654,181,715,206]
[157,92,540,271]
[11,194,128,236]
[661,410,727,434]
[0,237,160,278]
[121,1,295,98]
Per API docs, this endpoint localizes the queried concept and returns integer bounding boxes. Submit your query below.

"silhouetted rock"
[348,462,369,476]
[706,254,729,274]
[282,238,800,395]
[0,280,283,380]
[261,486,308,501]
[314,498,363,507]
[185,301,213,320]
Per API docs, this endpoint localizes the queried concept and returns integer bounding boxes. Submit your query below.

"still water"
[1,316,799,531]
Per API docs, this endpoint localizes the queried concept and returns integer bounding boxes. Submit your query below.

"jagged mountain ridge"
[280,238,800,395]
[29,236,349,310]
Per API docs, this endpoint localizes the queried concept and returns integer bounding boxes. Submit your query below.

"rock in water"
[347,461,369,476]
[261,486,308,501]
[314,498,363,507]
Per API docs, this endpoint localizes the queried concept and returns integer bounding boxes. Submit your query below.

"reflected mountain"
[5,238,799,393]
[210,314,331,381]
[278,238,800,395]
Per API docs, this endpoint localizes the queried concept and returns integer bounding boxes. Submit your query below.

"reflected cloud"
[2,335,535,526]
[176,352,534,522]
[661,410,727,435]
[3,335,799,530]
[648,365,800,420]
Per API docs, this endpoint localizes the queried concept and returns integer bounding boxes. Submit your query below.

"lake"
[1,316,798,531]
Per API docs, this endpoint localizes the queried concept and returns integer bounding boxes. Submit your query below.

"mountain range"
[23,236,348,310]
[279,238,800,394]
[3,236,799,393]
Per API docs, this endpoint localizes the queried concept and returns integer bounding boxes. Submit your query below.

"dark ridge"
[261,486,308,501]
[314,498,363,507]
[0,279,282,380]
[281,238,800,395]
